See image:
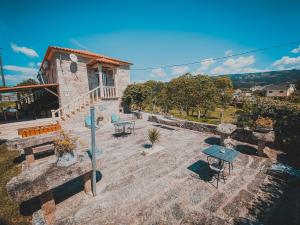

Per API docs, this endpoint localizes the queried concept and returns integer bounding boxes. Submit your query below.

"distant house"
[264,83,295,97]
[233,89,253,100]
[250,85,264,92]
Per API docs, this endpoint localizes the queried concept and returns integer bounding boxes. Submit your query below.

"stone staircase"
[51,85,117,123]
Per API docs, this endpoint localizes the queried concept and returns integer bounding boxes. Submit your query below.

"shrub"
[148,128,160,147]
[255,116,273,129]
[237,97,300,154]
[53,131,77,157]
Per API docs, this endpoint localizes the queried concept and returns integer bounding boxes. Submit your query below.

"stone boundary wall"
[148,115,256,145]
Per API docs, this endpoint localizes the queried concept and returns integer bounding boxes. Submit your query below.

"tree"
[16,78,38,86]
[194,75,218,118]
[214,76,234,121]
[122,83,151,111]
[144,80,165,113]
[168,74,198,116]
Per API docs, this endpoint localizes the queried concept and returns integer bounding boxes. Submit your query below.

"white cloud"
[272,56,300,70]
[223,55,255,69]
[3,65,38,75]
[171,66,189,75]
[150,68,166,78]
[210,55,257,75]
[11,43,39,57]
[5,74,36,82]
[224,49,233,56]
[195,58,215,74]
[291,45,300,54]
[70,38,89,50]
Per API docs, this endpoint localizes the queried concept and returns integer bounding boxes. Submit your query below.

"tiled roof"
[41,46,132,68]
[264,83,293,91]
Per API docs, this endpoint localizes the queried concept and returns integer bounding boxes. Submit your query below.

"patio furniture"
[85,116,99,129]
[252,131,275,157]
[4,108,19,120]
[111,113,135,134]
[207,156,226,188]
[202,145,239,175]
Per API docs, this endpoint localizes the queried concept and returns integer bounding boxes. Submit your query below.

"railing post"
[97,64,104,98]
[51,110,55,123]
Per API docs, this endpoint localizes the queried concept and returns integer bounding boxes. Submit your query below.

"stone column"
[257,140,266,157]
[24,147,34,166]
[220,133,228,146]
[40,191,56,225]
[97,63,104,98]
[83,171,92,193]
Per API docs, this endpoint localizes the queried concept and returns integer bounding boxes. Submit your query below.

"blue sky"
[1,0,300,86]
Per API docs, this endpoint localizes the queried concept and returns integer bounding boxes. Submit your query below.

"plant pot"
[56,152,77,167]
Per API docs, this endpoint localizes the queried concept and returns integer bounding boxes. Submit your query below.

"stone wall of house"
[115,65,130,98]
[54,52,90,107]
[95,99,121,122]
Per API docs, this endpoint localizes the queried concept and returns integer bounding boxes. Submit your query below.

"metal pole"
[90,106,97,196]
[0,48,6,87]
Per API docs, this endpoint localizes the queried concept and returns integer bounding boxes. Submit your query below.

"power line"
[131,40,300,71]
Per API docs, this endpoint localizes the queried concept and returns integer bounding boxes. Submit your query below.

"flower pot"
[56,152,77,167]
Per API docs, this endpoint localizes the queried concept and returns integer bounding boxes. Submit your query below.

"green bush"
[237,98,300,153]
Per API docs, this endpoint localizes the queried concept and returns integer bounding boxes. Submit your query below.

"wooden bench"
[6,153,93,225]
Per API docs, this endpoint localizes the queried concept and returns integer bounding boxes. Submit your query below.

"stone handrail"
[51,85,102,122]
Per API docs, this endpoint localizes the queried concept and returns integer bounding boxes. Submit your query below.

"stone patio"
[33,118,284,225]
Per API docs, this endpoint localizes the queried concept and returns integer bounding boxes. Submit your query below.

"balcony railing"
[103,86,116,98]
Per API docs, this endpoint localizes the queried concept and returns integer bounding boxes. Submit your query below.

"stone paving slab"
[12,119,278,225]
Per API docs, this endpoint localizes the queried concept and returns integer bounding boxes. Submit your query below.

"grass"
[148,106,237,125]
[0,144,31,225]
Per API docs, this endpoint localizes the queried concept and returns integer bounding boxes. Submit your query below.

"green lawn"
[0,144,31,225]
[147,106,237,125]
[171,106,236,124]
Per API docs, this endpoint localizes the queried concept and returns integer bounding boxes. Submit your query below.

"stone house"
[264,83,295,97]
[37,46,132,121]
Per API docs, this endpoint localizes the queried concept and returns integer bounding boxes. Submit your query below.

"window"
[268,91,273,93]
[279,91,284,93]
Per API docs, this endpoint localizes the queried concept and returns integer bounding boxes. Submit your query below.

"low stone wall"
[148,115,257,144]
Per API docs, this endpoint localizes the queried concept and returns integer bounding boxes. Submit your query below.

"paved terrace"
[40,118,291,225]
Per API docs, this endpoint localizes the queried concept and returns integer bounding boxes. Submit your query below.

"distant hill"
[220,69,300,89]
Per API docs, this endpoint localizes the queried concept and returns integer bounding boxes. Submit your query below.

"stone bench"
[5,132,59,151]
[6,153,93,225]
[25,144,54,166]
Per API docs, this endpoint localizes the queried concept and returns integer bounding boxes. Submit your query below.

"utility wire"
[131,40,300,71]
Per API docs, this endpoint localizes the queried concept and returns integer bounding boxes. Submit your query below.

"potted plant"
[254,116,273,133]
[53,131,78,167]
[147,128,160,147]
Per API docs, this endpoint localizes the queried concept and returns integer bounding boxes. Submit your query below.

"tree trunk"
[198,110,201,119]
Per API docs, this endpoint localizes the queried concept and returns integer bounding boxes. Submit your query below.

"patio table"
[202,145,239,174]
[117,121,134,133]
